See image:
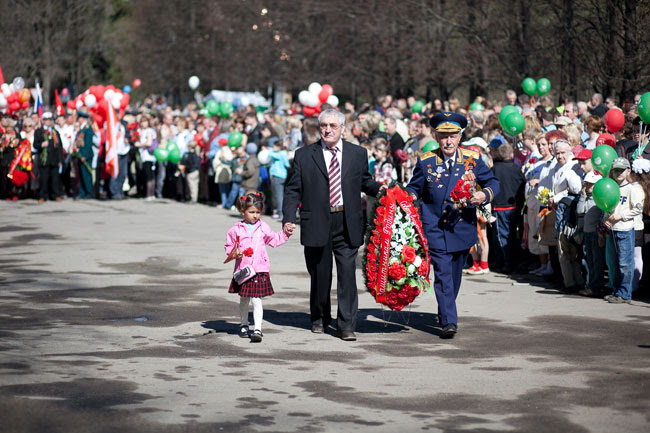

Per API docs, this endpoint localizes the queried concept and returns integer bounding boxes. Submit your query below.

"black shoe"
[250,329,263,342]
[441,324,457,338]
[337,330,357,341]
[239,325,250,338]
[311,321,325,333]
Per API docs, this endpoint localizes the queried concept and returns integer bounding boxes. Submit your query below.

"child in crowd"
[268,137,290,219]
[179,140,201,202]
[576,171,605,297]
[603,158,644,304]
[224,192,290,342]
[223,144,248,209]
[372,138,396,185]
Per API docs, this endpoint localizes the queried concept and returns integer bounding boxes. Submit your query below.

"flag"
[34,80,44,118]
[104,100,119,178]
[54,89,64,116]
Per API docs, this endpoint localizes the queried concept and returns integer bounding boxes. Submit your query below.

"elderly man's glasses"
[319,123,340,130]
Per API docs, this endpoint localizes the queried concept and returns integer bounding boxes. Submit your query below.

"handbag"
[233,264,256,285]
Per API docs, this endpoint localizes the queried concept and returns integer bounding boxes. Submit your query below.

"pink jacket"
[224,219,289,274]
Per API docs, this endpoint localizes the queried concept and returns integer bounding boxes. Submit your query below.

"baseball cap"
[489,136,506,148]
[555,116,572,126]
[462,137,488,150]
[584,171,602,184]
[574,148,592,160]
[42,112,54,120]
[611,157,630,170]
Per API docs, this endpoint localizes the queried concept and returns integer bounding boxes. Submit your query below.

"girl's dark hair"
[631,171,650,215]
[236,191,265,212]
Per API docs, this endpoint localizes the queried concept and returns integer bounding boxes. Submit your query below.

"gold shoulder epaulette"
[461,148,480,159]
[421,150,437,160]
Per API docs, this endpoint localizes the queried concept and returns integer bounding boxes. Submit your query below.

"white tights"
[239,297,263,331]
[633,246,643,292]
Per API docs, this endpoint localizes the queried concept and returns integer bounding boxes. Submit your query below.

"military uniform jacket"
[406,148,500,253]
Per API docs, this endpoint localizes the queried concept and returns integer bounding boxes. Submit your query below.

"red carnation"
[376,206,385,218]
[418,260,429,276]
[243,248,254,257]
[529,157,537,164]
[401,245,416,264]
[367,260,378,274]
[388,263,407,281]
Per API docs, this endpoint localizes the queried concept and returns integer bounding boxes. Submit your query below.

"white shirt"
[552,160,582,202]
[56,124,75,153]
[323,139,343,206]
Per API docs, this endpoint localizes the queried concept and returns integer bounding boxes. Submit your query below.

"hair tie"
[632,158,650,174]
[241,196,247,201]
[255,192,261,197]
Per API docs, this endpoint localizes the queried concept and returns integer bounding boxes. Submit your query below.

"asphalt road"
[1,198,649,433]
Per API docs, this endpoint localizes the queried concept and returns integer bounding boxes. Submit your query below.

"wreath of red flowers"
[363,185,430,311]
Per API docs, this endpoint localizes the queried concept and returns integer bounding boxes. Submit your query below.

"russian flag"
[34,80,44,118]
[104,100,119,178]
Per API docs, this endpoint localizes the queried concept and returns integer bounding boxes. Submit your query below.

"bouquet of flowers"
[536,187,554,207]
[41,130,53,164]
[364,185,430,311]
[126,122,140,144]
[8,139,33,187]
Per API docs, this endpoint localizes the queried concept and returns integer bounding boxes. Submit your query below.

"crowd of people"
[1,89,649,302]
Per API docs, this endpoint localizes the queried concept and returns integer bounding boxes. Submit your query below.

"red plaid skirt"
[228,272,274,297]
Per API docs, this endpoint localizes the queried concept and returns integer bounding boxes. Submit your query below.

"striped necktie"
[327,146,341,206]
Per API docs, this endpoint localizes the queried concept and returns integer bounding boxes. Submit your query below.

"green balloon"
[168,143,182,163]
[536,78,551,96]
[219,101,234,117]
[591,144,617,176]
[206,100,219,116]
[153,147,169,162]
[228,131,243,148]
[522,77,537,96]
[422,140,439,152]
[499,105,519,129]
[412,100,424,114]
[592,178,620,213]
[469,102,484,111]
[504,112,525,135]
[637,92,650,124]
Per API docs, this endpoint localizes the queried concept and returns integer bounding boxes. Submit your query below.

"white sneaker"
[529,265,544,274]
[536,266,554,276]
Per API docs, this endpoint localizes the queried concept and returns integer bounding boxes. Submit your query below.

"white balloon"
[188,75,200,90]
[257,149,271,165]
[75,99,84,110]
[112,97,120,109]
[12,77,25,91]
[298,90,312,106]
[327,95,339,107]
[84,94,97,108]
[306,92,320,107]
[308,82,322,95]
[114,92,123,101]
[1,83,10,97]
[0,94,6,108]
[104,89,115,101]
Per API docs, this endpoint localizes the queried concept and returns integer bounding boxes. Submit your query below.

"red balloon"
[91,85,105,100]
[303,106,317,117]
[61,88,69,96]
[133,78,141,88]
[67,100,76,110]
[120,93,130,109]
[318,89,329,104]
[596,133,616,148]
[603,109,625,133]
[321,84,333,96]
[7,92,18,103]
[9,101,20,112]
[20,100,29,109]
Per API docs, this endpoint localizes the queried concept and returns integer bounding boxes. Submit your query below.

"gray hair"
[554,139,572,154]
[318,109,345,126]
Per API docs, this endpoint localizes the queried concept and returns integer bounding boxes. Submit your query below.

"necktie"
[447,159,453,172]
[327,147,341,206]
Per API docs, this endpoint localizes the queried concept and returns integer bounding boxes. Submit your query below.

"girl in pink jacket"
[225,192,290,342]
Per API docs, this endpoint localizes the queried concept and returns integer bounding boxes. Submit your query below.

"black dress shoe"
[337,330,356,341]
[311,323,325,333]
[441,324,457,338]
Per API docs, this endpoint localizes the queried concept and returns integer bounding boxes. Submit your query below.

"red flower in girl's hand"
[243,248,254,257]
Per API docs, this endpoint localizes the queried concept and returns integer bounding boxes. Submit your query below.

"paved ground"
[1,198,649,433]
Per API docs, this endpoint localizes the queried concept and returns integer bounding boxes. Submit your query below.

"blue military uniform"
[406,112,500,332]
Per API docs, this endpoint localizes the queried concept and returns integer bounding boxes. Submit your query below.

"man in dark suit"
[33,112,64,202]
[283,109,382,341]
[406,112,500,338]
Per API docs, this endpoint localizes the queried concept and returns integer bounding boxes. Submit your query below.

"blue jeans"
[583,231,605,291]
[606,230,635,300]
[223,182,243,209]
[271,176,285,217]
[494,209,518,269]
[218,182,231,206]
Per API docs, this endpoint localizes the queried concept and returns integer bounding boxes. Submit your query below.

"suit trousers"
[304,211,359,331]
[429,248,469,327]
[39,165,61,200]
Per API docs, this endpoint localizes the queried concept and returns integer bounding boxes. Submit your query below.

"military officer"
[406,112,500,338]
